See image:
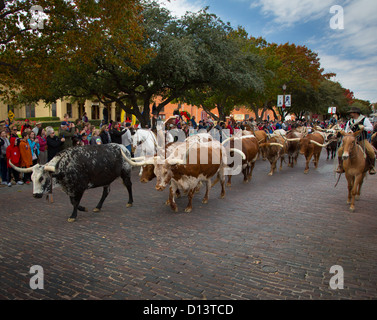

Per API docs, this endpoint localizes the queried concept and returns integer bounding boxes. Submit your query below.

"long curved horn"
[309,139,333,147]
[239,135,255,140]
[131,156,147,161]
[121,149,154,166]
[44,165,56,172]
[222,137,232,145]
[284,137,301,142]
[229,148,246,160]
[222,134,255,146]
[259,143,284,148]
[9,160,36,173]
[166,158,184,165]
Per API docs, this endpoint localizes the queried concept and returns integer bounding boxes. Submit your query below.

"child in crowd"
[81,133,89,145]
[6,137,24,187]
[28,130,40,166]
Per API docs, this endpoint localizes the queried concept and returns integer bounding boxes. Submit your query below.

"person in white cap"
[32,121,42,136]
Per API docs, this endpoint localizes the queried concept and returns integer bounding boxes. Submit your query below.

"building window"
[92,105,99,120]
[51,103,57,117]
[26,104,35,118]
[66,103,72,118]
[78,103,84,119]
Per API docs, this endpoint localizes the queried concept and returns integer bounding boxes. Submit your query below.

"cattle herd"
[9,124,377,221]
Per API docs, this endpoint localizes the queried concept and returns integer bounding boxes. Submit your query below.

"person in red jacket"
[6,137,24,187]
[19,131,33,184]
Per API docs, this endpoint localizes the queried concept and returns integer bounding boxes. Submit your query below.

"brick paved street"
[1,150,377,300]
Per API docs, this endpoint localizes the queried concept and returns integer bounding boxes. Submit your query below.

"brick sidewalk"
[0,150,376,300]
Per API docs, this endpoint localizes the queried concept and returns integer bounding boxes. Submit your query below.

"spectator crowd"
[1,112,377,187]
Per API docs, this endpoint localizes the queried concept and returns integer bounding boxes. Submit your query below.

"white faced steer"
[10,143,137,222]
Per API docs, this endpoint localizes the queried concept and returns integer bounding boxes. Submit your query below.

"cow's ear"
[353,130,363,137]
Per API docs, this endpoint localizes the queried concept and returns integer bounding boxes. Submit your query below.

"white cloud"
[252,0,336,27]
[319,53,377,102]
[156,0,205,18]
[251,0,377,101]
[328,0,377,57]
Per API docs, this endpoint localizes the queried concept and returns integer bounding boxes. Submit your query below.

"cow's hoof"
[165,200,170,206]
[184,207,192,213]
[350,206,355,212]
[226,183,231,187]
[355,195,360,201]
[268,172,273,176]
[202,199,208,204]
[93,208,101,212]
[304,170,309,174]
[68,218,76,223]
[126,203,133,208]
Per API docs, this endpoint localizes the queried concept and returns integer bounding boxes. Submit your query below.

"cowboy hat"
[347,107,361,114]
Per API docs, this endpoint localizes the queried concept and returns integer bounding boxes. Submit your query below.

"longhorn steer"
[139,133,213,184]
[325,133,340,160]
[284,132,330,174]
[222,134,259,186]
[153,140,243,213]
[285,130,302,168]
[253,130,268,144]
[10,144,135,222]
[259,136,285,176]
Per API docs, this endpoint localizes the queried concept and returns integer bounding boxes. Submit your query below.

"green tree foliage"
[1,0,149,105]
[1,0,370,124]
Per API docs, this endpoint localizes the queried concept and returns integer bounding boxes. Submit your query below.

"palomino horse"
[340,130,368,212]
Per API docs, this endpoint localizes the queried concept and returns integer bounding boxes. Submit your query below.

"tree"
[179,26,265,121]
[1,0,150,108]
[349,99,372,116]
[236,37,335,121]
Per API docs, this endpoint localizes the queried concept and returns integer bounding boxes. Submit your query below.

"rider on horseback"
[336,107,376,175]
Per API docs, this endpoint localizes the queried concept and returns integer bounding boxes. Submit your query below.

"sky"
[157,0,377,105]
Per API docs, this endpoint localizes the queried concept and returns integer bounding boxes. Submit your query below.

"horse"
[340,130,368,212]
[132,128,174,175]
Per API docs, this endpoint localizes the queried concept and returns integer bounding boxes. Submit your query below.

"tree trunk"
[269,107,280,121]
[201,106,219,121]
[216,104,227,122]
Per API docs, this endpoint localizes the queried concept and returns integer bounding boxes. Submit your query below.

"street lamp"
[282,84,286,111]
